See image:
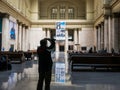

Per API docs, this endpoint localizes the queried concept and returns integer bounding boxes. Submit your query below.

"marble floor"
[0,52,120,90]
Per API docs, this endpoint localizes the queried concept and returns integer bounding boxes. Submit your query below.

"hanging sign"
[56,21,66,40]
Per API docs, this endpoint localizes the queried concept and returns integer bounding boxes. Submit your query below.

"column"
[65,29,68,52]
[112,13,119,53]
[108,16,112,52]
[47,28,50,38]
[104,15,109,51]
[118,14,120,52]
[78,28,81,51]
[1,13,10,51]
[27,27,30,50]
[101,22,104,50]
[25,26,28,51]
[22,24,25,51]
[18,21,22,51]
[15,20,19,51]
[95,26,98,51]
[74,29,77,51]
[98,24,101,51]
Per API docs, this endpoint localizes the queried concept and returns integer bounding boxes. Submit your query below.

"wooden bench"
[24,52,32,60]
[0,51,25,64]
[0,55,8,70]
[70,55,120,71]
[8,52,25,63]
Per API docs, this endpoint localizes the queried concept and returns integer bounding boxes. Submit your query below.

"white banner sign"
[56,22,66,40]
[55,63,65,83]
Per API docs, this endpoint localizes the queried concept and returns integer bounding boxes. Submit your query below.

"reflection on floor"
[0,52,120,90]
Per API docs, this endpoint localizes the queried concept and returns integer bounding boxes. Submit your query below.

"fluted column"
[98,24,101,51]
[95,26,98,51]
[112,13,119,53]
[47,28,50,38]
[15,20,19,51]
[25,26,28,51]
[101,22,104,49]
[104,15,109,51]
[118,15,120,51]
[22,24,25,51]
[78,28,81,51]
[18,22,22,50]
[108,16,112,52]
[65,29,68,52]
[74,29,78,51]
[1,13,10,51]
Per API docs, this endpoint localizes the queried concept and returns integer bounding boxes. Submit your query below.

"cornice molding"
[31,19,94,25]
[111,0,120,8]
[0,0,31,26]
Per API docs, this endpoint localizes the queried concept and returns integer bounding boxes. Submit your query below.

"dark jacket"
[37,46,53,72]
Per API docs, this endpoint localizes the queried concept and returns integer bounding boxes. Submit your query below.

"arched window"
[50,3,75,19]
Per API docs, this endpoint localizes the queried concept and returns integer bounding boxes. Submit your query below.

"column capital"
[98,24,101,28]
[0,12,9,18]
[112,13,120,18]
[17,20,22,25]
[78,28,81,31]
[22,24,26,27]
[101,22,104,26]
[95,26,98,29]
[25,26,28,29]
[104,15,109,19]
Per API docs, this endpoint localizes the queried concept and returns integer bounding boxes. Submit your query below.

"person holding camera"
[37,38,55,90]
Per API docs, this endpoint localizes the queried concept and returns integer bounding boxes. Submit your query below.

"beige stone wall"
[111,0,120,12]
[3,0,31,19]
[0,0,31,26]
[39,0,86,19]
[94,0,104,20]
[79,28,94,51]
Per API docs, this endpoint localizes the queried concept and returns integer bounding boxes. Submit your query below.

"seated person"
[88,47,93,53]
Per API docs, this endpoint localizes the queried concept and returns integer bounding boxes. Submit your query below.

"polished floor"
[0,52,120,90]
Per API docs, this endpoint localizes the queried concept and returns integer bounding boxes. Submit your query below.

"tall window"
[68,8,74,19]
[59,5,66,19]
[51,8,57,19]
[50,5,75,19]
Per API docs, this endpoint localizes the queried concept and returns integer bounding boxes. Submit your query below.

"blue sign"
[55,63,65,83]
[9,21,16,40]
[56,22,66,40]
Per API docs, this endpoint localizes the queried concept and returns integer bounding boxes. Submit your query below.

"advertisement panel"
[55,63,65,83]
[9,21,16,40]
[56,22,66,40]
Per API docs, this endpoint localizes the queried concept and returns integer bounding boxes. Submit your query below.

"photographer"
[37,38,55,90]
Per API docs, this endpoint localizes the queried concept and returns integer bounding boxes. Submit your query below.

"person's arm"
[44,38,55,49]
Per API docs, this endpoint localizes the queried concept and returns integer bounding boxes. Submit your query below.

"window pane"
[68,8,74,19]
[51,8,57,19]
